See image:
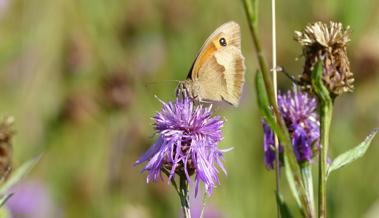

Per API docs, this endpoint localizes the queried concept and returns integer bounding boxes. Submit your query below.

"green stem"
[163,169,191,218]
[310,61,333,218]
[301,164,316,217]
[241,0,312,216]
[179,174,191,218]
[274,138,281,218]
[318,102,332,218]
[199,192,208,218]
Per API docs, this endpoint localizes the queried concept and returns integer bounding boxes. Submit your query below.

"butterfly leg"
[176,82,189,99]
[198,99,213,105]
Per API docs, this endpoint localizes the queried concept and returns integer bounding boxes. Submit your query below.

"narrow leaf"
[252,0,259,26]
[276,191,294,218]
[0,193,13,207]
[328,128,378,176]
[300,164,316,216]
[256,71,309,214]
[242,0,259,27]
[0,154,42,194]
[255,70,270,116]
[284,156,301,209]
[311,61,331,103]
[255,71,284,140]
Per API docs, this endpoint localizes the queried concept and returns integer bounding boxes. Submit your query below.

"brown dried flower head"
[294,21,354,98]
[0,116,14,180]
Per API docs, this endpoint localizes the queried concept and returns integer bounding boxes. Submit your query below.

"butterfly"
[178,21,246,106]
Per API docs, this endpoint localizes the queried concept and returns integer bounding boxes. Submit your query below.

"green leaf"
[0,154,42,194]
[242,0,259,27]
[284,155,301,210]
[252,0,259,26]
[300,164,315,217]
[255,71,270,115]
[327,129,378,176]
[256,71,310,215]
[311,61,331,104]
[255,71,283,139]
[0,194,12,208]
[276,191,294,218]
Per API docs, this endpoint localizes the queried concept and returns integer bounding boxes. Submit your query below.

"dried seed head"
[0,116,14,180]
[294,21,354,98]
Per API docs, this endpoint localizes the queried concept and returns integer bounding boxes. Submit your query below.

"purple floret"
[135,96,228,196]
[263,88,320,169]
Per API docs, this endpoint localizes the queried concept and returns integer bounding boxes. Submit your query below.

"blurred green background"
[0,0,378,217]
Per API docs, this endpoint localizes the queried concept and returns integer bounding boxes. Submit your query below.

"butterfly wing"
[187,21,245,106]
[187,21,241,80]
[196,47,245,106]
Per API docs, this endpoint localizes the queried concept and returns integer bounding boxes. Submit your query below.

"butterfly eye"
[219,37,227,46]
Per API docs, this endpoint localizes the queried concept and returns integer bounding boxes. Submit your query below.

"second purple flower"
[263,87,320,169]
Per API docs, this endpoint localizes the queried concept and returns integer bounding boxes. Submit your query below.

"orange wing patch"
[191,42,217,79]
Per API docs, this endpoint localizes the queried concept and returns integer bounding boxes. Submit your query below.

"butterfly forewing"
[183,21,246,106]
[196,56,227,103]
[198,47,245,106]
[189,21,241,79]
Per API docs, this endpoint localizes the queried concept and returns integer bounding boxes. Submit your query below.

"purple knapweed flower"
[263,122,283,169]
[135,96,228,196]
[263,88,319,169]
[6,180,60,218]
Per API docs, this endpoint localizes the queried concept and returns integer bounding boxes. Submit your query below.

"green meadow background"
[0,0,379,217]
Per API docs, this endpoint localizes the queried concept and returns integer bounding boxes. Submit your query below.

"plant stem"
[301,164,316,217]
[241,0,312,216]
[318,101,332,218]
[200,192,208,218]
[271,0,281,216]
[179,174,191,218]
[310,62,333,218]
[163,168,191,218]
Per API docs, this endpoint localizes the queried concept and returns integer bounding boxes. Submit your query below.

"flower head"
[0,116,14,178]
[294,21,354,98]
[6,181,59,218]
[135,96,227,196]
[263,88,320,169]
[263,122,282,169]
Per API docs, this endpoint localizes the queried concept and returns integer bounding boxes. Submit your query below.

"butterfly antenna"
[272,66,302,85]
[144,80,180,85]
[143,80,181,89]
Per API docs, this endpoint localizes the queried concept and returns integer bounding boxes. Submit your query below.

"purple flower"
[263,122,282,169]
[135,96,228,196]
[6,180,59,218]
[263,88,319,169]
